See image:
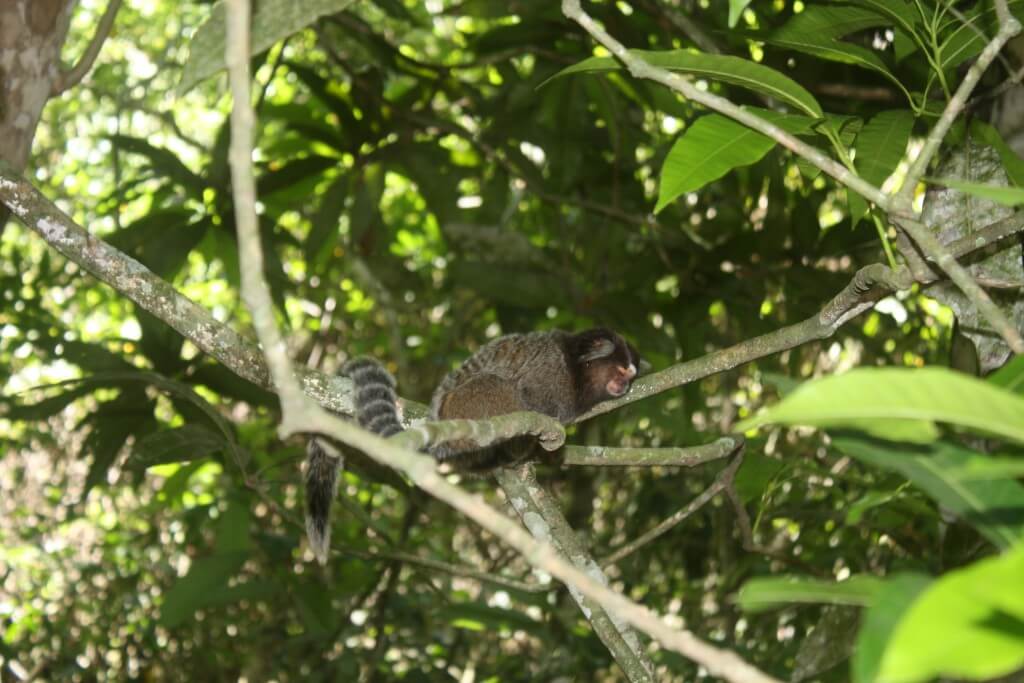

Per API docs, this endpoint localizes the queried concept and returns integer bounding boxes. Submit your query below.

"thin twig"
[899,14,1022,203]
[602,451,745,566]
[52,0,124,95]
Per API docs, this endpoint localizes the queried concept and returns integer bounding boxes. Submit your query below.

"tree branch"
[897,8,1020,198]
[560,0,891,209]
[52,0,123,95]
[223,4,779,681]
[561,437,741,467]
[391,412,565,454]
[496,464,657,683]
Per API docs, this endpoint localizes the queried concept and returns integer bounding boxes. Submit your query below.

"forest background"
[3,0,1024,681]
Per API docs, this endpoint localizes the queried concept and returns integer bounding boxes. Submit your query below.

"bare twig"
[602,452,745,566]
[52,0,123,95]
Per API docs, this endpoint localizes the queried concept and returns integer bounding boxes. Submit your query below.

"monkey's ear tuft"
[578,337,616,362]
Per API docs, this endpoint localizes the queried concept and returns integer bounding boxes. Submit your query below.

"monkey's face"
[604,360,638,397]
[571,329,642,409]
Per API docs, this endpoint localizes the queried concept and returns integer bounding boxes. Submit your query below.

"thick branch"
[496,465,656,683]
[52,0,123,95]
[0,163,370,415]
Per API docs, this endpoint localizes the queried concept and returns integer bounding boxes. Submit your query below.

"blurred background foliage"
[2,0,1024,681]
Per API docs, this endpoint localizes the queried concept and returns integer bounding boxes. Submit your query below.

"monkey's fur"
[305,328,640,564]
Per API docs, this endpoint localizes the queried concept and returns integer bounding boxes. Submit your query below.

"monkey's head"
[568,328,641,411]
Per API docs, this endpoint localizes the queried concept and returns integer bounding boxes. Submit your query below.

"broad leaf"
[736,575,882,613]
[971,121,1024,187]
[158,552,247,627]
[927,178,1024,207]
[853,574,932,683]
[656,110,815,212]
[179,0,358,93]
[548,50,823,119]
[879,544,1024,682]
[132,424,229,467]
[835,438,1024,549]
[737,367,1024,445]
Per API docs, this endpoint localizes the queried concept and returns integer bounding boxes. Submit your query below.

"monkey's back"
[430,330,576,423]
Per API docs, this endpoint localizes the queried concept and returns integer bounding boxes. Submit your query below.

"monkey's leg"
[433,373,531,470]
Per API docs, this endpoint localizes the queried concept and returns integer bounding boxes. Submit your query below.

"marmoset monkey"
[305,328,641,564]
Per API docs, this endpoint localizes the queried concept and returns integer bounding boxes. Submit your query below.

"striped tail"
[342,358,404,437]
[304,358,403,565]
[305,437,341,565]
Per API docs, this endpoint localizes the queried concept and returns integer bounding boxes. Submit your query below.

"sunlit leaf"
[879,544,1024,682]
[853,574,932,683]
[738,367,1024,445]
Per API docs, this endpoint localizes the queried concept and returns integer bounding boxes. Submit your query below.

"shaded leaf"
[927,178,1024,207]
[179,0,358,93]
[548,50,823,118]
[736,575,882,613]
[834,438,1024,549]
[132,424,228,467]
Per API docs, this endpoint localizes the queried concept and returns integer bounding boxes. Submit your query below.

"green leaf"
[132,424,228,467]
[849,0,921,42]
[215,500,252,554]
[927,178,1024,207]
[834,438,1024,549]
[158,552,247,627]
[988,355,1024,394]
[845,488,905,524]
[970,120,1024,187]
[737,367,1024,445]
[547,50,823,119]
[764,5,908,101]
[854,110,914,191]
[736,575,882,613]
[109,135,207,199]
[728,0,752,27]
[438,602,545,635]
[878,544,1024,683]
[656,109,815,212]
[848,109,913,224]
[178,0,358,93]
[853,574,932,683]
